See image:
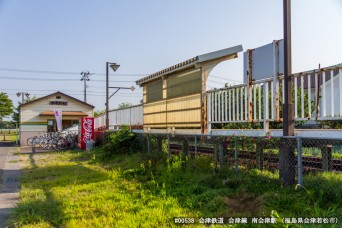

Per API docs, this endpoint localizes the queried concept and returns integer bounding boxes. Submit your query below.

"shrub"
[102,126,140,158]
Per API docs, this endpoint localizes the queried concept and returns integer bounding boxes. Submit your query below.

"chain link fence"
[126,133,342,191]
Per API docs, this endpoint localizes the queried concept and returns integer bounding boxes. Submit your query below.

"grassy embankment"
[0,134,17,142]
[8,148,342,227]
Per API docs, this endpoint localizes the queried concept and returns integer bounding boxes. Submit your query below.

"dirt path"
[0,142,20,227]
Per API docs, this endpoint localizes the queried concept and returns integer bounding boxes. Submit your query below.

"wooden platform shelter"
[136,45,243,133]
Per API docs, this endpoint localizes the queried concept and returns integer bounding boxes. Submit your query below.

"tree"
[0,92,13,120]
[94,109,105,117]
[118,102,132,109]
[12,96,37,123]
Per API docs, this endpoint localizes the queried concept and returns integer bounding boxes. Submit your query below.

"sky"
[0,0,341,117]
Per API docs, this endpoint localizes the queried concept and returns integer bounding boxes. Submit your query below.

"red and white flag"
[54,108,63,131]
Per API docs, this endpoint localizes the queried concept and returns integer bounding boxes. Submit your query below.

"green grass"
[8,148,342,227]
[8,160,18,163]
[0,134,18,142]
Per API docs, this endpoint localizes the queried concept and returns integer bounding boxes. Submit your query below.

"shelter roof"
[19,91,95,109]
[136,45,243,86]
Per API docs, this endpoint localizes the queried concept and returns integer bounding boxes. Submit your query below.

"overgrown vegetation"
[102,126,140,158]
[9,133,342,227]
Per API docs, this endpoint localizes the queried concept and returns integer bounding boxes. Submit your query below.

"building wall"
[143,68,202,130]
[107,105,143,127]
[19,93,93,145]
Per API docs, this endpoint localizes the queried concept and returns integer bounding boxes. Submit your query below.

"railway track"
[169,144,342,172]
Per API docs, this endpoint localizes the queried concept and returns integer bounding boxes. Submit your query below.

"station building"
[19,91,94,145]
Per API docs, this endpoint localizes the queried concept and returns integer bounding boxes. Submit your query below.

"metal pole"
[280,0,296,186]
[81,71,93,103]
[147,134,151,155]
[22,93,24,103]
[167,133,170,158]
[297,137,303,186]
[283,0,294,136]
[234,137,238,176]
[194,135,198,158]
[84,79,87,103]
[106,62,109,130]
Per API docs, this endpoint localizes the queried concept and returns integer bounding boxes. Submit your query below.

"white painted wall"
[95,105,143,129]
[19,92,94,145]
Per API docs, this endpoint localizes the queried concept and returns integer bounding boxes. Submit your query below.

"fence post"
[147,134,151,156]
[167,134,171,158]
[263,81,269,132]
[157,135,162,154]
[182,137,189,157]
[279,137,296,186]
[256,143,263,170]
[182,136,189,170]
[213,139,219,164]
[297,137,303,186]
[234,137,238,176]
[321,144,333,171]
[219,141,224,169]
[194,135,198,159]
[16,123,19,145]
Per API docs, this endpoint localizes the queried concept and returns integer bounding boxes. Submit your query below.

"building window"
[72,120,79,126]
[47,119,56,132]
[146,79,163,103]
[167,70,201,99]
[56,96,61,99]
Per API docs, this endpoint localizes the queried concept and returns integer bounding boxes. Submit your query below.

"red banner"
[80,117,94,149]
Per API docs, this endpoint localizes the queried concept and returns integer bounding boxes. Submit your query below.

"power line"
[210,74,242,83]
[0,88,83,92]
[0,88,142,95]
[0,76,134,82]
[0,67,243,84]
[0,67,148,76]
[6,93,141,97]
[0,67,243,82]
[87,90,141,95]
[0,75,135,82]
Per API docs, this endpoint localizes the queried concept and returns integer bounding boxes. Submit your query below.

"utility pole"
[283,0,294,137]
[16,92,30,104]
[80,71,93,103]
[105,62,120,130]
[280,0,296,186]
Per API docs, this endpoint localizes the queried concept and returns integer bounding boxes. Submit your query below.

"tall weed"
[102,126,140,158]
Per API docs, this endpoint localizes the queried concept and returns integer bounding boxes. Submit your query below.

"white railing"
[94,114,106,129]
[207,66,342,130]
[94,104,143,129]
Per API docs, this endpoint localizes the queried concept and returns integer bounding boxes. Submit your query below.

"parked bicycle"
[26,131,78,150]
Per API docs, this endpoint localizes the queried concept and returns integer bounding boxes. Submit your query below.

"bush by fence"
[91,130,342,223]
[94,130,342,191]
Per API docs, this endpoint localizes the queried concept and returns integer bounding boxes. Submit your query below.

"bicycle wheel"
[67,138,76,150]
[40,137,49,148]
[48,138,58,149]
[32,138,41,148]
[56,139,66,150]
[26,137,36,146]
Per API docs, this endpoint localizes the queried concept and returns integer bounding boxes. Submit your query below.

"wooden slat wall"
[144,100,167,128]
[143,68,202,130]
